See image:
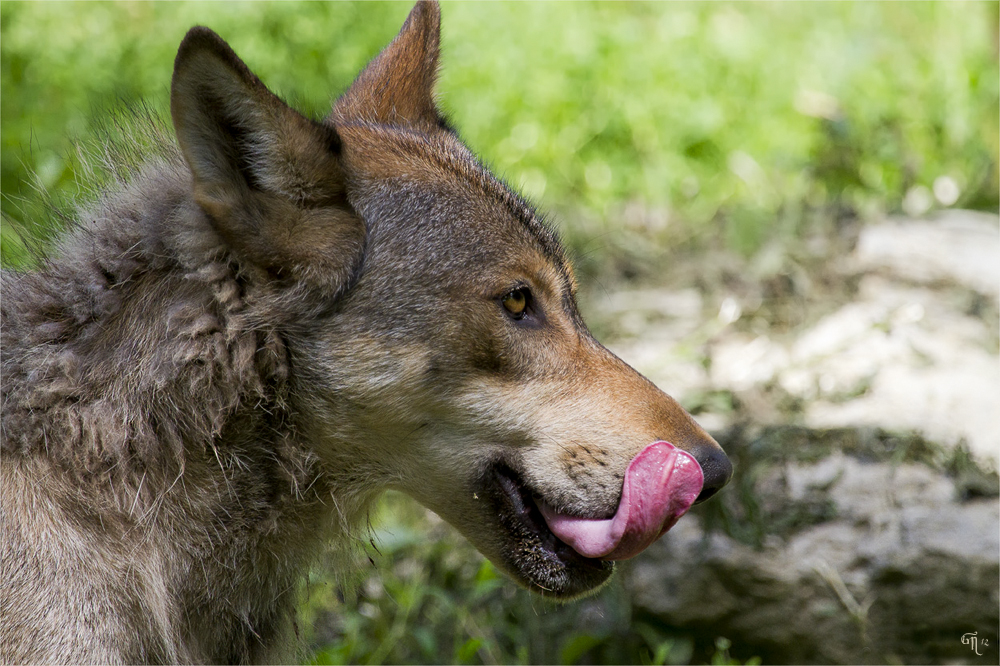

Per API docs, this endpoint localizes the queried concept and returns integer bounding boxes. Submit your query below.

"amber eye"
[501,288,529,319]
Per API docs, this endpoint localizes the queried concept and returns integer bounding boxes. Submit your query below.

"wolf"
[0,2,732,663]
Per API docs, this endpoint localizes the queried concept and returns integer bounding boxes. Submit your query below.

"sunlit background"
[2,2,997,664]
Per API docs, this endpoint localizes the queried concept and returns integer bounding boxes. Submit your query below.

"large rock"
[627,428,999,664]
[708,273,1000,468]
[853,210,1000,300]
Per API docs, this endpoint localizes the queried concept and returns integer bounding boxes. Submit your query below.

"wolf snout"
[686,440,733,504]
[538,441,703,561]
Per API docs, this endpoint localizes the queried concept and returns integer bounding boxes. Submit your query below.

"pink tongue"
[538,441,703,561]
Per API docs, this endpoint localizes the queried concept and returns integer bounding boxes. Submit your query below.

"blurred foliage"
[301,493,758,665]
[2,1,998,269]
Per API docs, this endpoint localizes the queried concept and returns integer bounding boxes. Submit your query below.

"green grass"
[2,1,997,269]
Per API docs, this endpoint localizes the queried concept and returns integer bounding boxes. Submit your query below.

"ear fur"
[171,27,365,293]
[331,0,445,130]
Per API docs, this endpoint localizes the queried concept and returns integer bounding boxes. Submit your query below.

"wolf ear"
[331,0,444,130]
[171,27,365,294]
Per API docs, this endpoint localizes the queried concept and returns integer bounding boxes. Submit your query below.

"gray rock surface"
[627,443,999,664]
[854,210,1000,299]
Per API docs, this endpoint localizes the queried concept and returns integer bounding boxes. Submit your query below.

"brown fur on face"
[0,2,731,662]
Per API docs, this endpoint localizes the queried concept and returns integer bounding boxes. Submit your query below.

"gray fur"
[2,145,335,663]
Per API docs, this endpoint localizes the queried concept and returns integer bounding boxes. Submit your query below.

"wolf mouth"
[484,463,614,598]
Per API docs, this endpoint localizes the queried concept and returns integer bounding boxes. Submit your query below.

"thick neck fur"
[0,152,362,662]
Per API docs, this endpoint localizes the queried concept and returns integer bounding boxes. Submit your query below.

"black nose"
[687,443,733,504]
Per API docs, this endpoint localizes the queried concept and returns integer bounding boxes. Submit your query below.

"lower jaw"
[484,463,615,599]
[515,552,615,600]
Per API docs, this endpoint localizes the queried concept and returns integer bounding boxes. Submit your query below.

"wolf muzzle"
[537,440,710,560]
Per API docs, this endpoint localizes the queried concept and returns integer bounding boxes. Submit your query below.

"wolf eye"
[501,288,529,319]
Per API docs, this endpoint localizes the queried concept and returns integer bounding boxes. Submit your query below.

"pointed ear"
[331,0,444,130]
[171,27,364,293]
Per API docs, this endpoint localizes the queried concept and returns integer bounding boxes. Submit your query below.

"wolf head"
[169,0,732,599]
